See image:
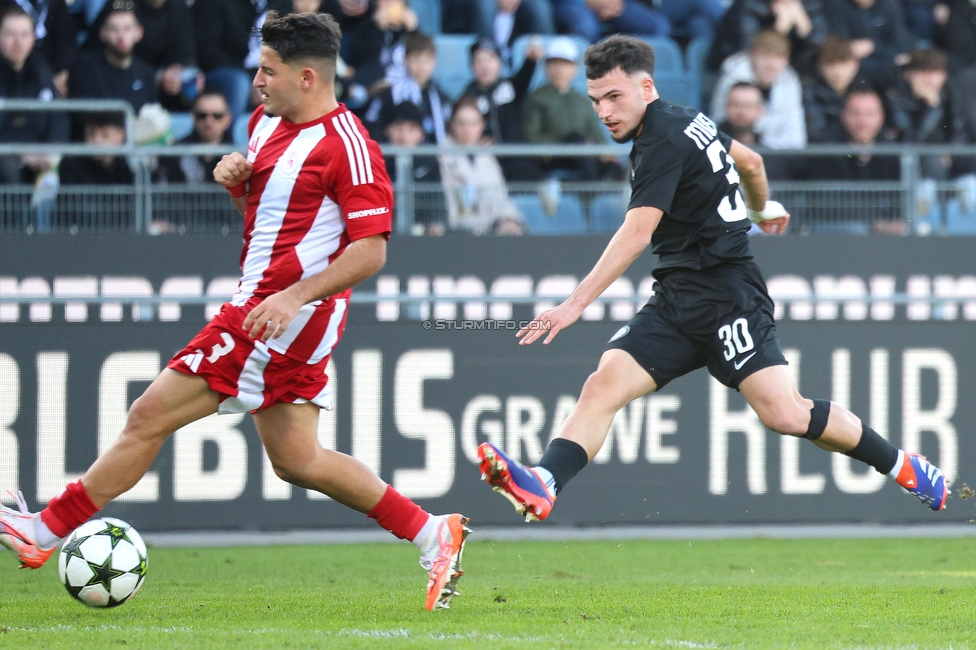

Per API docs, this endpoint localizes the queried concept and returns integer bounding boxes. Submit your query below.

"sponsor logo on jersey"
[348,207,389,219]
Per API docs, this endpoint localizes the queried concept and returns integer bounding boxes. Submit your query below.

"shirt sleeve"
[628,137,684,215]
[329,117,394,240]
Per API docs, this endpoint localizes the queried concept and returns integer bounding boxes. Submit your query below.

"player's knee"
[757,405,808,437]
[123,394,169,441]
[269,459,300,484]
[578,369,628,413]
[269,456,312,488]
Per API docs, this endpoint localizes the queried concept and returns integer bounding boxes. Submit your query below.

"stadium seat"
[590,193,628,232]
[511,34,592,96]
[412,0,441,35]
[945,200,976,235]
[232,115,249,147]
[169,112,194,141]
[654,73,700,109]
[685,37,712,110]
[638,37,683,75]
[433,34,478,100]
[685,38,711,81]
[512,193,587,234]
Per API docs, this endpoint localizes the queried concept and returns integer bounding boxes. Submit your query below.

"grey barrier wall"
[1,234,975,531]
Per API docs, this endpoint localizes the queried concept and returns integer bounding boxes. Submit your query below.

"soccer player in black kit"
[476,35,949,521]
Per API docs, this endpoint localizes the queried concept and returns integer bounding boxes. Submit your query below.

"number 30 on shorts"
[718,318,754,361]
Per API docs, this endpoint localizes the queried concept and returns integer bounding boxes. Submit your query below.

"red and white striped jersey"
[231,103,393,364]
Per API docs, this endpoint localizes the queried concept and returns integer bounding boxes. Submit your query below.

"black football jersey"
[628,99,753,275]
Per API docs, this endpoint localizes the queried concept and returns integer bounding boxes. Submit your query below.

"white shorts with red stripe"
[167,301,347,414]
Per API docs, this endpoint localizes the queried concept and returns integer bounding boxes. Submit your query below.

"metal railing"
[2,140,976,235]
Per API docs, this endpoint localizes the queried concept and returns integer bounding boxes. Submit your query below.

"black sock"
[538,438,588,495]
[843,422,899,474]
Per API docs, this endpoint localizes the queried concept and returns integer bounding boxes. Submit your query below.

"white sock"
[533,466,557,498]
[412,514,439,556]
[33,516,61,550]
[889,449,906,479]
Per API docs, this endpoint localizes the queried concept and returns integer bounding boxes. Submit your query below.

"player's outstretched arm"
[518,206,662,345]
[728,140,789,235]
[213,152,254,216]
[243,235,387,342]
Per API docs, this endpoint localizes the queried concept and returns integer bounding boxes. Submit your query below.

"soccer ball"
[57,517,148,607]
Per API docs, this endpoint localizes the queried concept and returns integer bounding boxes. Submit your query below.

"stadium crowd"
[1,0,976,234]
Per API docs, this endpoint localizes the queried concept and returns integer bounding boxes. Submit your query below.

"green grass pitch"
[1,537,974,649]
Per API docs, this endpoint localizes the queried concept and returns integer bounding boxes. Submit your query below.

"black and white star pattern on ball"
[86,555,127,593]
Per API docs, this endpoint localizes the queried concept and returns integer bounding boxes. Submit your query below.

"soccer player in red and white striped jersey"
[0,12,470,611]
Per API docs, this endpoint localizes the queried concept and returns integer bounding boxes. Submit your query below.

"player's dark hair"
[584,35,655,80]
[404,31,436,57]
[261,11,342,66]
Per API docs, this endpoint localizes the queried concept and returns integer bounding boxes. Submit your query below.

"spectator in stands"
[69,0,158,117]
[0,0,76,98]
[708,0,827,80]
[804,86,902,232]
[317,0,370,32]
[57,111,134,229]
[462,37,543,180]
[442,0,554,56]
[711,30,807,149]
[363,31,452,144]
[719,81,763,146]
[823,0,915,88]
[886,48,965,180]
[343,0,417,107]
[523,37,622,180]
[193,0,287,119]
[0,6,67,184]
[152,89,235,232]
[131,0,200,113]
[59,111,133,185]
[551,0,670,44]
[932,1,976,73]
[804,35,864,142]
[383,101,445,233]
[439,97,525,235]
[155,89,233,184]
[656,0,726,40]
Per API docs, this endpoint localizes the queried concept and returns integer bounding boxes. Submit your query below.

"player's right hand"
[214,152,253,187]
[517,301,584,346]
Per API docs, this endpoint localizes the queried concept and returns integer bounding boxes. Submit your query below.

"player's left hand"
[757,215,789,235]
[748,200,790,235]
[243,289,304,342]
[517,301,584,346]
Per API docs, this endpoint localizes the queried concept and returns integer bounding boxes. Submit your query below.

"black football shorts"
[606,261,787,389]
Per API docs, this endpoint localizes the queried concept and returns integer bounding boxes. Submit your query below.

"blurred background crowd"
[3,0,976,235]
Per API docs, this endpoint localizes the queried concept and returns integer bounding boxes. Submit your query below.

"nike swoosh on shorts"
[734,352,757,370]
